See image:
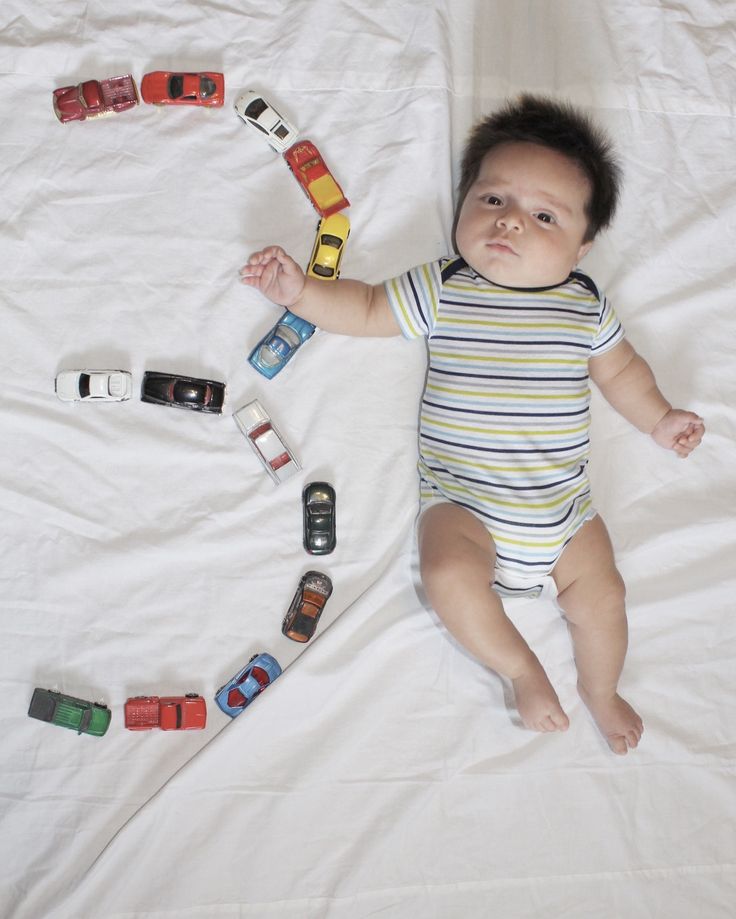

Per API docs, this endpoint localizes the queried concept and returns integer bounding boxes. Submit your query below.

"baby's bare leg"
[418,503,568,732]
[553,515,643,754]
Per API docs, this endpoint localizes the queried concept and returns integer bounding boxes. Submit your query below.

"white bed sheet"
[2,1,735,917]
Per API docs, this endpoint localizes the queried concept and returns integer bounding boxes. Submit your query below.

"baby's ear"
[576,240,593,263]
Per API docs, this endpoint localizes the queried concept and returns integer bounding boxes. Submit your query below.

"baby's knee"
[601,569,627,611]
[559,567,626,623]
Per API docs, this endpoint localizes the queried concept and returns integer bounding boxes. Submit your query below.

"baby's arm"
[239,245,400,337]
[590,339,704,458]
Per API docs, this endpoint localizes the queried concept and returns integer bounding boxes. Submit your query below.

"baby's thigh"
[417,501,497,576]
[552,514,625,604]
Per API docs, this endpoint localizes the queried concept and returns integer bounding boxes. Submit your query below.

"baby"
[240,95,704,754]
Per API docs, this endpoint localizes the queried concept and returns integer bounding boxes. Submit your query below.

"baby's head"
[452,95,621,288]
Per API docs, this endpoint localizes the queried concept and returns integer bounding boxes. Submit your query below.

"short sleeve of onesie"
[591,292,625,355]
[384,260,444,339]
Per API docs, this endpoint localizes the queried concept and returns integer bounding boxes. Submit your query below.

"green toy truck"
[27,688,111,737]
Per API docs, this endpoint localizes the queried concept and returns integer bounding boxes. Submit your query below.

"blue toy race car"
[215,652,282,718]
[248,311,315,379]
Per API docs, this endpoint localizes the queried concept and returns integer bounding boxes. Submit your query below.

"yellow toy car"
[307,213,350,280]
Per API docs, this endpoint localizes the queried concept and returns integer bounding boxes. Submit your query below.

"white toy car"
[233,91,298,153]
[233,399,300,484]
[55,370,132,402]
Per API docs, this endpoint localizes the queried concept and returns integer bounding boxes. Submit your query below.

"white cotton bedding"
[1,2,735,917]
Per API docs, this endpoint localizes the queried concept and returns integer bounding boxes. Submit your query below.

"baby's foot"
[511,665,569,733]
[578,687,643,755]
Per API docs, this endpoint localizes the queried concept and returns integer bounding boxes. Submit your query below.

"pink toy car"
[124,694,207,731]
[53,74,139,123]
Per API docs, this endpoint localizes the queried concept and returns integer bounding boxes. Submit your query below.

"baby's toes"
[607,732,630,755]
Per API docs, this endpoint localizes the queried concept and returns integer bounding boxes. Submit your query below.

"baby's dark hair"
[452,94,621,246]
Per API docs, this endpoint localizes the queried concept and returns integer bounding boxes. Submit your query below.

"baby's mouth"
[486,239,518,255]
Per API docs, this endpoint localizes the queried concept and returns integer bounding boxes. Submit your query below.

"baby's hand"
[239,246,306,307]
[651,409,705,458]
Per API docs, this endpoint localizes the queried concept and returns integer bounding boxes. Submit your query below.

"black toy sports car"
[303,481,336,555]
[141,371,225,414]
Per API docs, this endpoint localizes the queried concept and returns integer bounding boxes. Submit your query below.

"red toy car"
[141,71,225,107]
[124,694,207,731]
[53,74,139,123]
[284,140,350,217]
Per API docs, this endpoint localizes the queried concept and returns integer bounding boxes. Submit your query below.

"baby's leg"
[553,515,643,754]
[418,502,568,733]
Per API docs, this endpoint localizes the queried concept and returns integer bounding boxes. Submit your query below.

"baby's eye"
[535,212,556,224]
[485,195,503,206]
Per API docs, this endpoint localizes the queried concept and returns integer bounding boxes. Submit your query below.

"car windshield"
[257,346,280,368]
[311,264,334,278]
[321,234,342,249]
[260,325,301,364]
[289,608,318,633]
[309,508,332,531]
[172,380,208,404]
[274,124,289,139]
[245,97,268,118]
[78,373,91,398]
[200,76,217,98]
[168,75,184,98]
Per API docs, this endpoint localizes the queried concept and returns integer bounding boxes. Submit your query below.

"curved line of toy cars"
[39,81,347,736]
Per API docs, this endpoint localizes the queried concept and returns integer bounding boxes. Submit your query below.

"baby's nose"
[496,208,522,231]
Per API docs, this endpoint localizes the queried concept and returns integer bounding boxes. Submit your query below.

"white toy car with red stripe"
[233,399,300,484]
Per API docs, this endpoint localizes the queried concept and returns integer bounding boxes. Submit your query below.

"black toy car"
[140,371,225,414]
[302,481,336,555]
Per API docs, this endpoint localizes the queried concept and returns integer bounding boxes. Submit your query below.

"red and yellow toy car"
[141,71,225,107]
[284,140,350,217]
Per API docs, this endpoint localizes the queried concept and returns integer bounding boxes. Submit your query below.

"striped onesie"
[385,256,625,595]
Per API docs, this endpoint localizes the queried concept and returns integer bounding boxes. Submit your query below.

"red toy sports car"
[141,71,225,107]
[284,140,350,217]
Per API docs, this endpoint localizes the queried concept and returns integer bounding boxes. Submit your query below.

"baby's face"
[455,142,593,288]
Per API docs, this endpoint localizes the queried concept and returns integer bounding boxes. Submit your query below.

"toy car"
[141,371,225,414]
[233,399,300,484]
[284,140,350,217]
[248,311,315,380]
[303,481,337,554]
[141,71,225,107]
[53,74,139,123]
[124,694,207,731]
[282,570,333,643]
[234,91,298,152]
[55,369,132,402]
[28,688,111,736]
[215,653,282,718]
[307,213,350,280]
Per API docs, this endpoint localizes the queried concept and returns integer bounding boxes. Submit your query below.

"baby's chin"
[462,256,572,290]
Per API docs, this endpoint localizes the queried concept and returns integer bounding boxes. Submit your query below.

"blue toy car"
[248,311,315,379]
[215,652,282,718]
